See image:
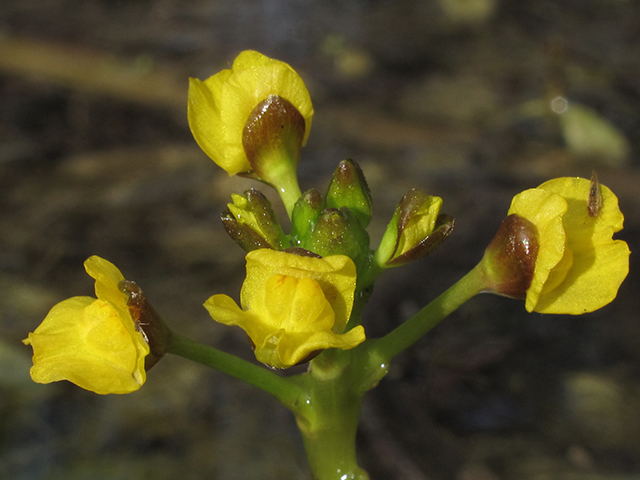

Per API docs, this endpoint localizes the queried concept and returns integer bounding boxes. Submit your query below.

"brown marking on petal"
[588,169,602,218]
[397,189,430,233]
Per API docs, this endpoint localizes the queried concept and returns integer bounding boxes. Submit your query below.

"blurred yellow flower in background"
[23,256,149,394]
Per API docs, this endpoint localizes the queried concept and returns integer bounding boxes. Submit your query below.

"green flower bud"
[325,159,373,227]
[291,188,324,246]
[375,189,454,267]
[307,207,370,267]
[222,189,288,251]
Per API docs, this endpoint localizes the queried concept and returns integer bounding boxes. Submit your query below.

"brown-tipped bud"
[375,189,452,267]
[307,207,370,266]
[386,214,455,266]
[325,159,373,227]
[118,280,171,370]
[482,214,539,298]
[242,95,305,182]
[221,210,274,251]
[222,189,288,252]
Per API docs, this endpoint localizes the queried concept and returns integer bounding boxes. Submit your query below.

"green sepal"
[325,159,373,228]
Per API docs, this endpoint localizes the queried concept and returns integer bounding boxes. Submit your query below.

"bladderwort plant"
[24,50,630,479]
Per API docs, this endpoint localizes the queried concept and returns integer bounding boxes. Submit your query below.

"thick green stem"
[294,350,370,480]
[165,260,485,479]
[167,333,302,408]
[369,263,486,362]
[299,395,368,480]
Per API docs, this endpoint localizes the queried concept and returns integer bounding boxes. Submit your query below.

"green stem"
[369,263,486,362]
[167,333,302,408]
[275,165,302,219]
[295,350,370,480]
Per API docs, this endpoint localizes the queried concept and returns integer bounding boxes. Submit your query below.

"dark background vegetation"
[1,1,639,479]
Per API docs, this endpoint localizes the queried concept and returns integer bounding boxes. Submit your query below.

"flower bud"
[222,189,287,251]
[325,159,373,227]
[307,208,371,267]
[481,214,539,298]
[291,188,324,246]
[375,189,454,267]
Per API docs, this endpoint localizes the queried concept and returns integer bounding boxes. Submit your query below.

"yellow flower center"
[262,274,335,333]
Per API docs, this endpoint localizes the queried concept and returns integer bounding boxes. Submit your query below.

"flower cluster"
[24,50,630,396]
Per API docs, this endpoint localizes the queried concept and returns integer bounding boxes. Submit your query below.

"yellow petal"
[258,325,366,369]
[508,188,568,312]
[263,275,335,333]
[188,75,240,173]
[84,255,126,313]
[240,249,356,333]
[507,178,630,314]
[227,50,313,145]
[534,177,630,313]
[204,262,364,369]
[25,297,148,394]
[204,294,254,328]
[396,195,443,257]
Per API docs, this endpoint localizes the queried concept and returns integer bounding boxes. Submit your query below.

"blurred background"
[1,0,639,479]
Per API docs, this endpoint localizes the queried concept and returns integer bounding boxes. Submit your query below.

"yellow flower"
[508,177,629,314]
[188,50,314,176]
[204,249,365,369]
[23,256,150,394]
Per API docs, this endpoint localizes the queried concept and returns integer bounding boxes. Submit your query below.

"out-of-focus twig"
[0,35,185,109]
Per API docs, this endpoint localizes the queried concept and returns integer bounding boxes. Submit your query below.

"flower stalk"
[368,263,487,363]
[167,332,303,408]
